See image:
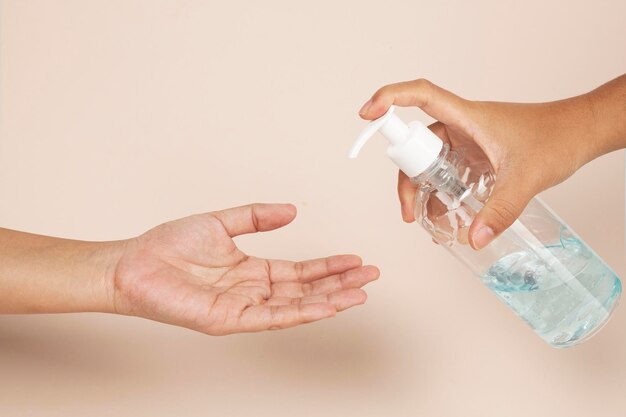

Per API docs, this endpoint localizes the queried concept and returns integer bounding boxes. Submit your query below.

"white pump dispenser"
[348,105,443,178]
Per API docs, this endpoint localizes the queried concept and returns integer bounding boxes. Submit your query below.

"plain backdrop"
[0,1,625,416]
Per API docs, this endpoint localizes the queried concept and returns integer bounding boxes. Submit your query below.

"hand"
[358,76,626,249]
[110,203,379,335]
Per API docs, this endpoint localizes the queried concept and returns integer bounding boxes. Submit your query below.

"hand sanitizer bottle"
[349,106,621,348]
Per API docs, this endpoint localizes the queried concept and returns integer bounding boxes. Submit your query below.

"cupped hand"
[110,203,379,335]
[359,79,600,249]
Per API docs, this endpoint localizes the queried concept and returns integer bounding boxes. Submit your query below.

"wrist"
[91,239,127,314]
[579,91,606,162]
[547,93,603,170]
[0,230,127,314]
[584,79,626,158]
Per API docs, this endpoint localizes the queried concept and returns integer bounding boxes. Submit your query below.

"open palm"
[111,203,378,335]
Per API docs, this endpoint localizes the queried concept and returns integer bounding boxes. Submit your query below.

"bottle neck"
[410,143,469,199]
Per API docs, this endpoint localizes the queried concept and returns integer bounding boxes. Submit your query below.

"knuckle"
[268,305,287,331]
[294,261,305,280]
[411,78,432,89]
[250,205,261,232]
[302,282,313,296]
[413,78,432,87]
[204,215,227,235]
[371,86,390,102]
[486,198,519,230]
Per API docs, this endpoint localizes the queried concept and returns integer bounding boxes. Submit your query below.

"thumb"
[211,203,297,237]
[469,177,535,250]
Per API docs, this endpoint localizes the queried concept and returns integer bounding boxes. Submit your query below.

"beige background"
[1,1,625,416]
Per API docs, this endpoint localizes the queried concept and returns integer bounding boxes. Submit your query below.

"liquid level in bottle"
[482,232,621,348]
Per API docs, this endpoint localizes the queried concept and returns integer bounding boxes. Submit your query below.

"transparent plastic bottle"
[349,106,621,348]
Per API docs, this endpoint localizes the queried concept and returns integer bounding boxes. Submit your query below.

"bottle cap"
[349,106,443,178]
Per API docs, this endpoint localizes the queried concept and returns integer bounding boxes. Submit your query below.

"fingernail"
[359,99,372,116]
[472,226,495,250]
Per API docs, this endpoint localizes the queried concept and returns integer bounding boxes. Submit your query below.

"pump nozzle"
[349,105,444,178]
[348,106,407,158]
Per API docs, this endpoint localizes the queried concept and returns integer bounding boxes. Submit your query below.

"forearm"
[586,73,626,158]
[0,228,121,314]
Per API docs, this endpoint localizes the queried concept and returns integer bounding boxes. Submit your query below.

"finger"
[236,303,337,332]
[428,121,451,143]
[211,203,297,237]
[224,280,272,304]
[270,265,379,298]
[358,79,471,131]
[398,171,418,222]
[265,288,368,312]
[267,254,363,283]
[469,175,536,250]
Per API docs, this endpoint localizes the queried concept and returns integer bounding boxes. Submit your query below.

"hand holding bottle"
[359,75,626,249]
[353,76,624,347]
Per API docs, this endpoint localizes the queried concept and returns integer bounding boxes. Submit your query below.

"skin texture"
[0,203,379,335]
[359,74,626,250]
